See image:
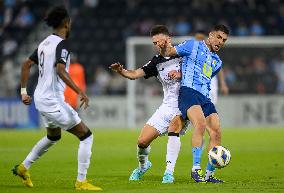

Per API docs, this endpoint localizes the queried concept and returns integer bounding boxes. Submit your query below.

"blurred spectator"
[14,6,34,28]
[138,19,155,35]
[273,50,284,93]
[0,58,17,96]
[126,0,141,10]
[2,35,18,56]
[193,17,208,32]
[174,17,192,36]
[84,0,99,8]
[107,73,126,95]
[64,55,86,110]
[249,57,277,94]
[223,66,236,88]
[91,66,111,95]
[235,21,249,36]
[250,20,265,36]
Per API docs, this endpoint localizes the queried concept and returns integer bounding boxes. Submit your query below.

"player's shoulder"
[39,34,65,47]
[212,52,221,62]
[151,54,180,64]
[150,54,163,63]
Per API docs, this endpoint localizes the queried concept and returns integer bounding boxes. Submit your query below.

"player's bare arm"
[20,58,35,105]
[218,69,229,95]
[56,63,89,109]
[109,62,145,80]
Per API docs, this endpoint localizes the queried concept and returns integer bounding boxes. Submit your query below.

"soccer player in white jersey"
[109,25,188,183]
[11,6,101,191]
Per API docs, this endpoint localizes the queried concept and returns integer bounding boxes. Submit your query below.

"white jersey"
[29,34,81,130]
[142,55,182,107]
[209,76,218,105]
[142,55,189,135]
[29,34,70,112]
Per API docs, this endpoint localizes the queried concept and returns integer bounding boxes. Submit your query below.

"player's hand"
[168,70,181,79]
[21,94,32,105]
[109,62,123,73]
[79,92,89,109]
[220,82,229,95]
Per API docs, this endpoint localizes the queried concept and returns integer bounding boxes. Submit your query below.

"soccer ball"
[208,146,231,169]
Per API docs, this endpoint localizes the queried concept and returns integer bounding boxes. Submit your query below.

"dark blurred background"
[1,0,284,97]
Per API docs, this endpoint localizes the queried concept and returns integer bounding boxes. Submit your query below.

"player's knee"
[47,135,61,143]
[169,117,182,133]
[137,137,150,148]
[210,128,221,142]
[195,120,206,133]
[79,130,92,141]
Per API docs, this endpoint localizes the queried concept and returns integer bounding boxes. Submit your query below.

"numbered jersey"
[29,34,70,112]
[141,55,182,107]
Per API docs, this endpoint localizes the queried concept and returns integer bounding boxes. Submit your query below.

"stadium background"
[0,0,284,193]
[1,0,284,128]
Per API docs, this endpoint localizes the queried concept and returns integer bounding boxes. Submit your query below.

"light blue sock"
[206,162,215,172]
[192,147,202,167]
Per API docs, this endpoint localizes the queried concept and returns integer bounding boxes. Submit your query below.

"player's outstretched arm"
[20,59,35,105]
[109,62,145,80]
[56,63,89,109]
[218,69,229,95]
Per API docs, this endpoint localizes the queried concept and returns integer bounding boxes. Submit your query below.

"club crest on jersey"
[61,49,68,62]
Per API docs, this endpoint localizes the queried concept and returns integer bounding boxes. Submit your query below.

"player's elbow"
[22,59,33,70]
[56,64,66,77]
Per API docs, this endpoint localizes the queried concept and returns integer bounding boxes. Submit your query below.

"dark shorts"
[178,86,217,120]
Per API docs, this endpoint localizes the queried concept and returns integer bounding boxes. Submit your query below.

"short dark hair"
[150,25,170,36]
[44,6,70,29]
[212,24,230,35]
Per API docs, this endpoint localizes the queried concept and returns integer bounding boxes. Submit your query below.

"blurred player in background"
[12,6,101,191]
[64,54,86,110]
[109,25,188,183]
[165,24,230,183]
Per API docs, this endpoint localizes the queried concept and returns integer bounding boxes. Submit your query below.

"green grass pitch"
[0,128,284,193]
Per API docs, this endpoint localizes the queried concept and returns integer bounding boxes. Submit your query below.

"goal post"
[125,36,284,129]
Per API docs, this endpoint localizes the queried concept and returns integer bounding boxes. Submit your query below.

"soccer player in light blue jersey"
[165,24,229,183]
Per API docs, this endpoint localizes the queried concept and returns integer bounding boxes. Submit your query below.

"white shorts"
[146,103,189,136]
[37,100,81,131]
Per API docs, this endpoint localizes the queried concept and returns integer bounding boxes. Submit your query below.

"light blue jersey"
[175,39,222,98]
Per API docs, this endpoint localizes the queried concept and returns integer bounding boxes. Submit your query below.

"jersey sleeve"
[174,39,195,57]
[141,56,158,79]
[55,40,70,66]
[211,57,222,78]
[29,48,38,64]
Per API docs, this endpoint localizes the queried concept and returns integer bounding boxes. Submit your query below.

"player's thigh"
[187,105,206,129]
[168,115,185,133]
[146,104,173,135]
[138,124,160,147]
[206,113,221,134]
[56,102,81,130]
[41,103,83,135]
